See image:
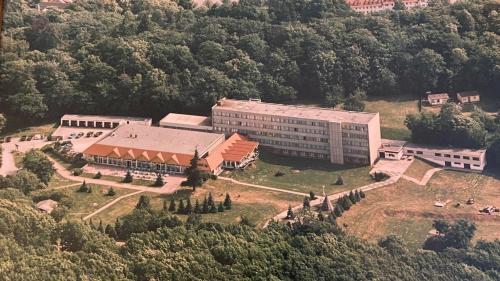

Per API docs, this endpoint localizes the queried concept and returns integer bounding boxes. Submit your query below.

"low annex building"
[346,0,428,14]
[83,124,258,175]
[159,113,213,132]
[457,91,480,104]
[427,93,449,106]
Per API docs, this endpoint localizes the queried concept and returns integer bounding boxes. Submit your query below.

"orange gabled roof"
[151,152,164,163]
[204,133,259,170]
[137,151,150,161]
[107,147,121,158]
[166,154,180,165]
[123,149,136,160]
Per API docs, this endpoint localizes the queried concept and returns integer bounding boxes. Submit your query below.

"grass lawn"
[363,97,421,140]
[81,172,156,187]
[1,121,58,138]
[228,150,373,195]
[47,173,79,188]
[94,179,304,227]
[32,184,134,221]
[337,170,500,250]
[404,158,439,180]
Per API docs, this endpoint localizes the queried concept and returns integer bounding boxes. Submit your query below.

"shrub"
[123,171,133,183]
[180,180,190,186]
[201,173,210,182]
[106,188,116,196]
[154,174,164,187]
[274,171,285,177]
[94,172,102,179]
[73,168,83,176]
[210,174,218,180]
[77,181,89,193]
[335,175,344,185]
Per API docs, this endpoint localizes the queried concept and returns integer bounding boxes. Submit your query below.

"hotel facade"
[212,99,381,165]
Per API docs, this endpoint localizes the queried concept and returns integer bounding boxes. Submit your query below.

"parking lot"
[50,126,113,153]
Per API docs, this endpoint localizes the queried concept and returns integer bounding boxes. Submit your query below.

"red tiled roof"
[205,133,258,167]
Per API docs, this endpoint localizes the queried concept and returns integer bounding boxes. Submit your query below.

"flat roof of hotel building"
[213,99,378,124]
[94,124,224,156]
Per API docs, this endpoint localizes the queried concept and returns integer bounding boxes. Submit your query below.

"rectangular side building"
[211,99,381,165]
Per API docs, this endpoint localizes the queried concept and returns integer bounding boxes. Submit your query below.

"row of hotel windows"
[406,150,480,161]
[342,132,368,140]
[94,156,182,173]
[257,138,329,151]
[342,140,369,147]
[213,119,329,135]
[343,148,369,156]
[341,124,367,132]
[278,149,329,159]
[214,127,329,143]
[213,111,328,127]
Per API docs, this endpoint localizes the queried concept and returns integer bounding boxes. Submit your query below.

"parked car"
[77,132,85,138]
[0,139,4,144]
[20,135,27,141]
[94,131,103,137]
[68,133,77,139]
[86,131,94,137]
[26,135,33,141]
[5,136,11,142]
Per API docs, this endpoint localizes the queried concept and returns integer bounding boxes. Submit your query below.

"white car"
[68,133,77,139]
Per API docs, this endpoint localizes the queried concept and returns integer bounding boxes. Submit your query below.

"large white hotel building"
[212,99,381,165]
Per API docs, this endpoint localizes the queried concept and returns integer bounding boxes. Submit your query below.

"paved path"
[83,190,144,220]
[401,167,443,186]
[47,155,178,194]
[218,176,313,197]
[51,183,82,190]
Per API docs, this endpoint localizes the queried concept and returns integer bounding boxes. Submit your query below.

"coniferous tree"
[217,202,224,212]
[107,187,116,196]
[78,180,88,192]
[105,224,117,239]
[185,198,193,214]
[286,205,294,219]
[114,218,122,239]
[360,190,366,198]
[154,173,164,187]
[342,195,352,210]
[136,195,151,210]
[355,190,361,202]
[317,211,324,221]
[168,197,176,212]
[303,196,310,210]
[210,202,217,213]
[177,199,185,214]
[89,218,95,229]
[349,191,356,204]
[194,199,201,213]
[334,205,343,217]
[202,196,209,213]
[124,171,133,183]
[98,220,104,233]
[321,196,330,211]
[223,193,232,210]
[309,191,316,200]
[162,199,168,211]
[185,149,203,191]
[335,175,344,185]
[207,192,214,207]
[94,171,102,179]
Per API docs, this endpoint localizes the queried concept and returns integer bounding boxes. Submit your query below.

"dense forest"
[0,0,499,124]
[1,191,499,280]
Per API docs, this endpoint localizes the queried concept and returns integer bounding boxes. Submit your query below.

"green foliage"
[168,197,176,212]
[309,191,316,200]
[106,187,116,196]
[77,181,89,193]
[135,195,151,210]
[0,114,6,133]
[405,103,487,149]
[424,219,477,252]
[286,205,295,219]
[335,175,344,185]
[123,171,133,183]
[154,173,164,187]
[94,172,102,179]
[0,170,46,195]
[303,196,311,210]
[223,193,232,210]
[185,150,203,191]
[21,149,55,184]
[217,202,225,212]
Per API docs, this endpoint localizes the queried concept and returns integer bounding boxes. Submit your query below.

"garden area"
[93,179,304,227]
[228,150,373,195]
[337,170,500,249]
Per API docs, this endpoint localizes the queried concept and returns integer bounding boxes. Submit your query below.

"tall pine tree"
[185,149,203,191]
